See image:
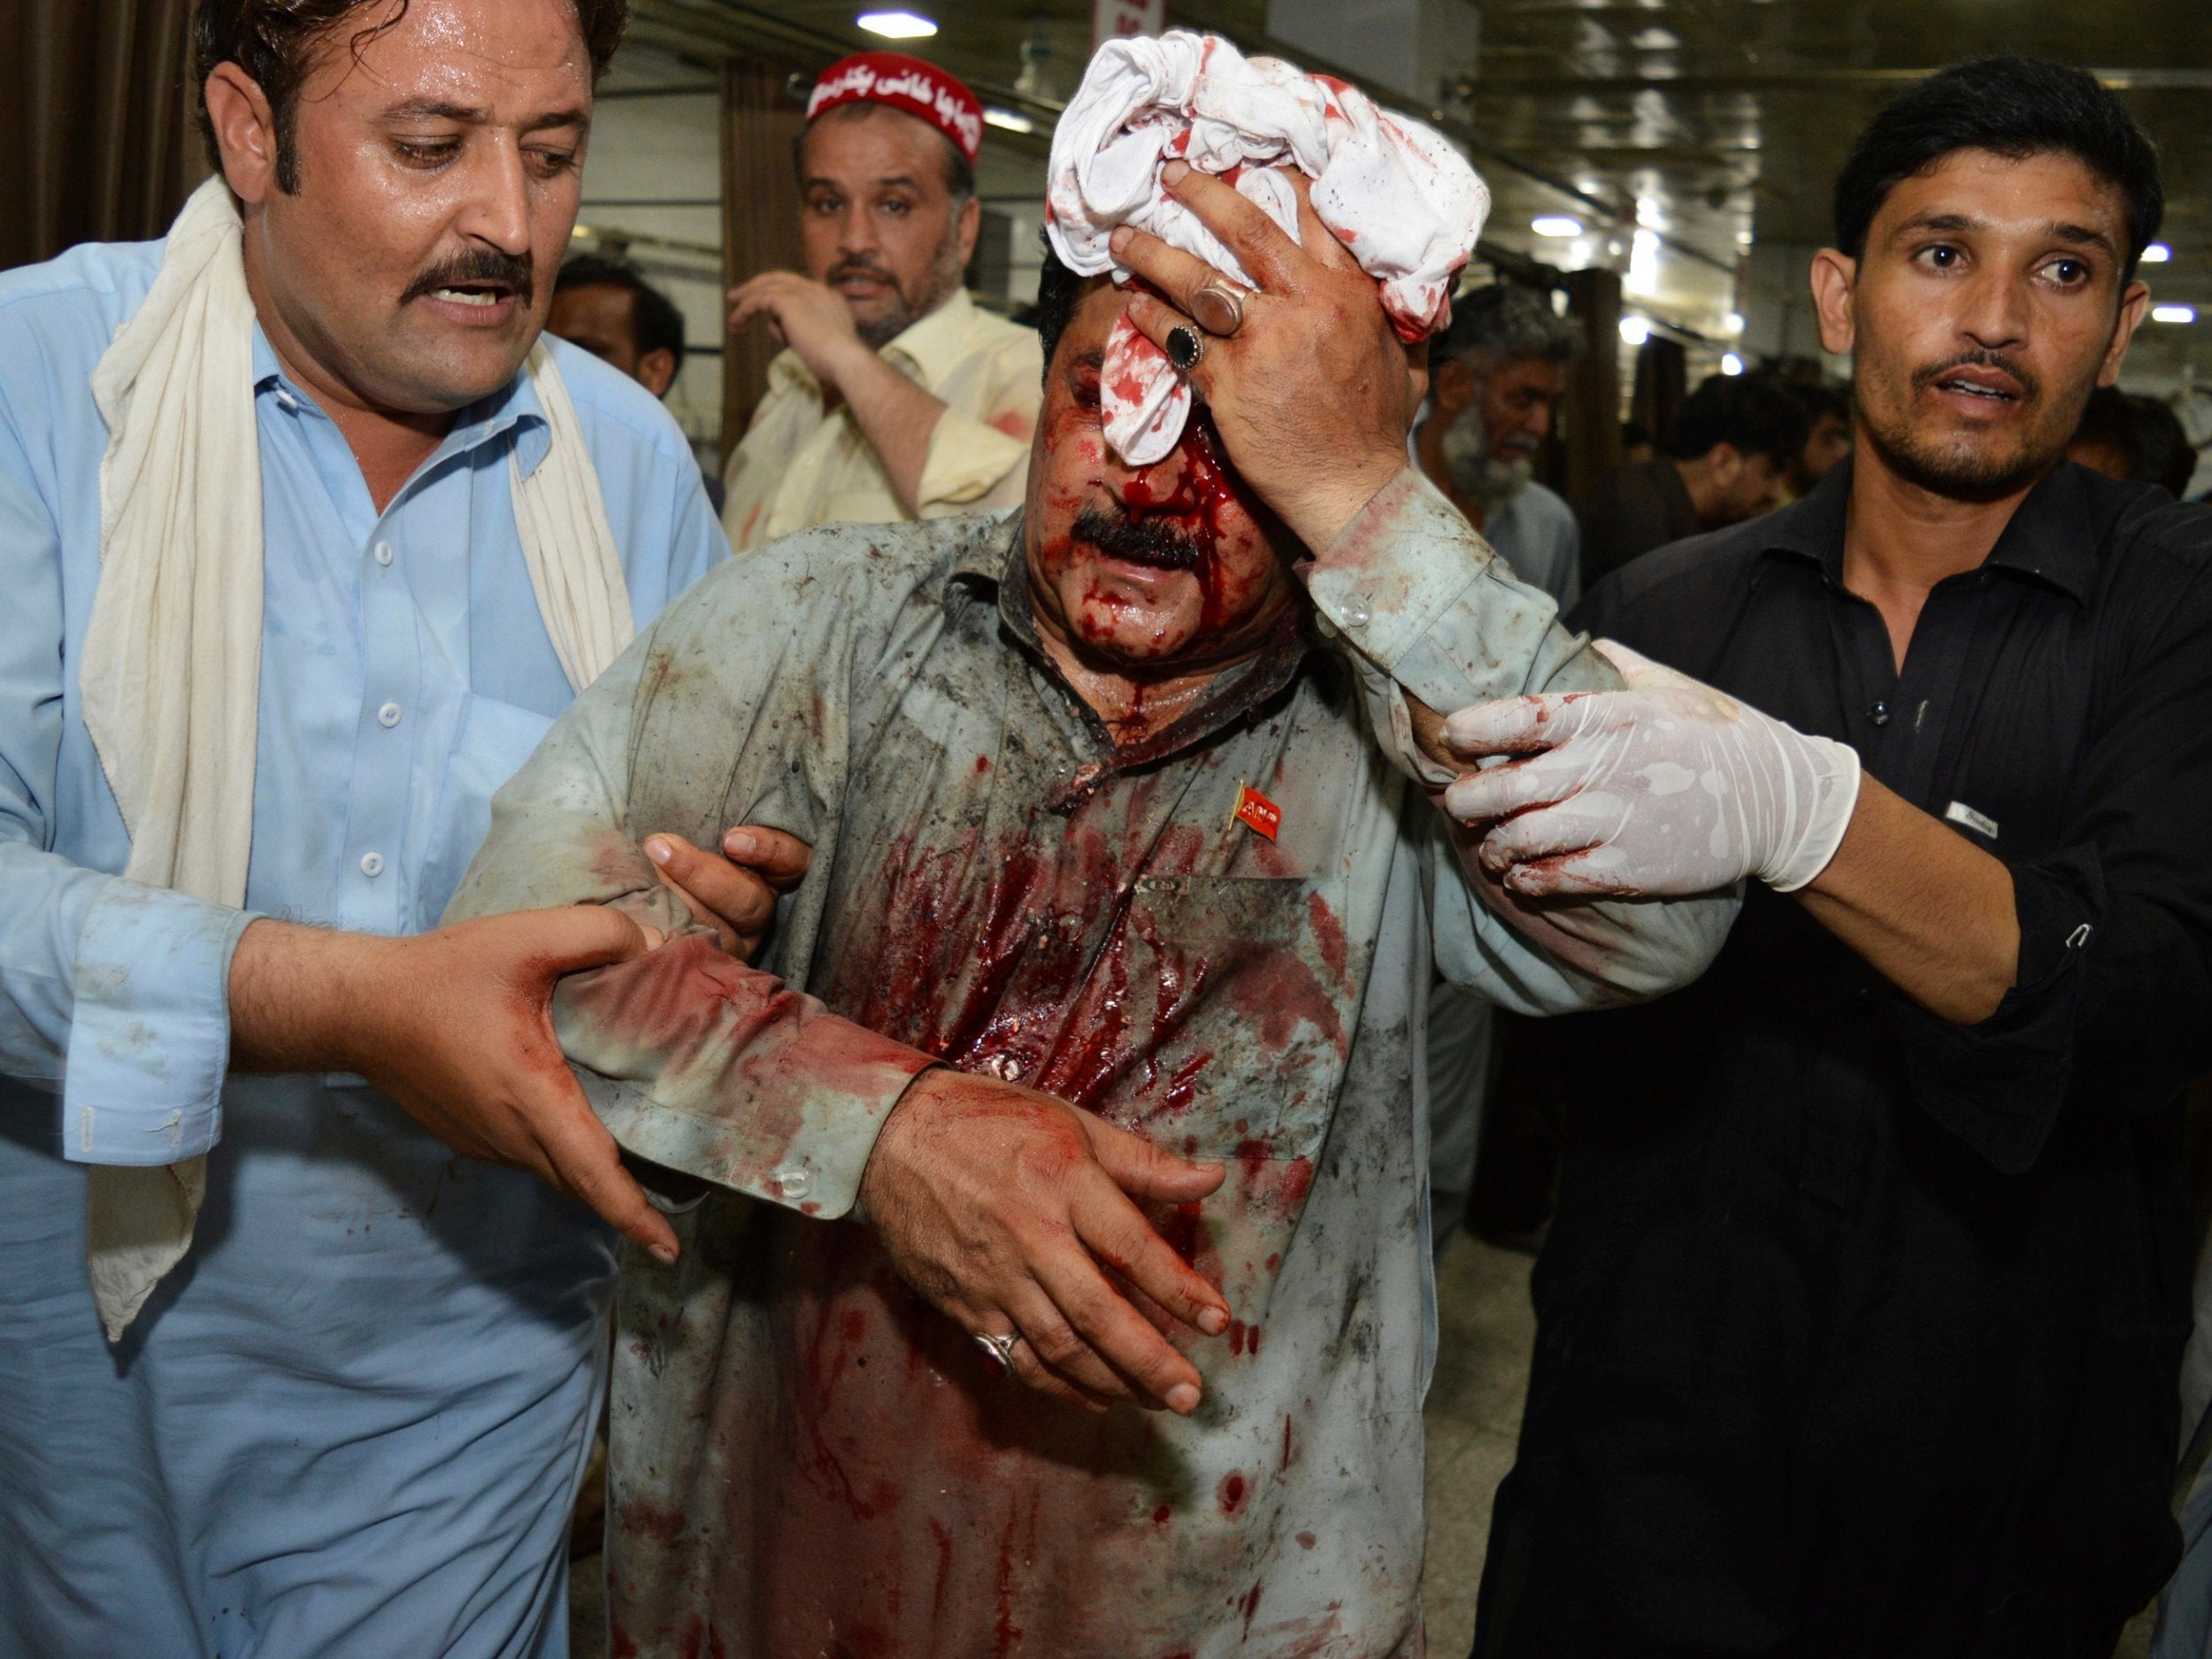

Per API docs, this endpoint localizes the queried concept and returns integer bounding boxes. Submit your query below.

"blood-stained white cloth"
[1045,29,1489,465]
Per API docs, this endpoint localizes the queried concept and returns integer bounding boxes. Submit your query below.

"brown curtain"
[0,0,204,273]
[719,57,810,463]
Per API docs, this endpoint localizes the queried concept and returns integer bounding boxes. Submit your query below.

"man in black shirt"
[1448,56,2212,1656]
[1577,373,1809,588]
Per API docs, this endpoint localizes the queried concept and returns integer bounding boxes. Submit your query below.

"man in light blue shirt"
[0,2,780,1654]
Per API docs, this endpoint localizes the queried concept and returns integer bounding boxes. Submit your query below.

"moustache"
[1912,348,2039,403]
[400,248,536,307]
[1071,503,1209,572]
[827,257,898,288]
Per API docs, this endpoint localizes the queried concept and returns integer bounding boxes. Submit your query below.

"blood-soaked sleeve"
[1302,466,1738,1011]
[554,934,935,1215]
[445,532,941,1218]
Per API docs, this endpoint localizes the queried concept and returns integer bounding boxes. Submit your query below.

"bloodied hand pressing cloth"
[446,40,1735,1659]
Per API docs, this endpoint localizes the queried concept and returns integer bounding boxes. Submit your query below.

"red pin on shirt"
[1233,782,1282,841]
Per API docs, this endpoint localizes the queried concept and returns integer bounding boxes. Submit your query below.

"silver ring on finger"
[973,1329,1019,1374]
[1164,323,1204,373]
[1190,278,1248,337]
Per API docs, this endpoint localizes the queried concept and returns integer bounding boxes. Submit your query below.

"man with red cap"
[720,52,1042,550]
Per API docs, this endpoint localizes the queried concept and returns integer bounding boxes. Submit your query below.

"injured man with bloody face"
[447,33,1737,1657]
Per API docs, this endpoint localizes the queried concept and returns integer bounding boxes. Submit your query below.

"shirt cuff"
[1303,467,1586,705]
[554,935,939,1217]
[1893,846,2101,1174]
[63,884,257,1165]
[915,409,1031,511]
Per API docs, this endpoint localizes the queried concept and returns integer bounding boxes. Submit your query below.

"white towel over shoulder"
[80,175,635,1341]
[1045,30,1490,465]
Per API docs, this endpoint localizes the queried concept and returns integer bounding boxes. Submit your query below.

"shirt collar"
[1755,454,2100,605]
[250,323,552,477]
[957,513,1319,772]
[768,288,982,399]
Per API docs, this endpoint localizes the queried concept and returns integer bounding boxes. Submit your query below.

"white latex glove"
[1441,641,1863,898]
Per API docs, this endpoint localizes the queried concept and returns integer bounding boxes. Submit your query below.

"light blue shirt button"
[359,850,386,878]
[377,701,402,728]
[373,541,394,566]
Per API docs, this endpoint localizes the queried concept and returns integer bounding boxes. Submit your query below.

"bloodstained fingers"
[528,1076,680,1262]
[1074,1182,1226,1343]
[1440,746,1580,826]
[1162,161,1307,292]
[1033,1240,1204,1413]
[1061,1179,1217,1411]
[1442,693,1586,761]
[1121,292,1215,399]
[1474,792,1606,872]
[1110,225,1241,333]
[993,1281,1133,1410]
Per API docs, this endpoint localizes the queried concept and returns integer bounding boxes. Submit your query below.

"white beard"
[1440,400,1533,511]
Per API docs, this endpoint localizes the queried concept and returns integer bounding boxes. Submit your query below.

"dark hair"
[555,253,685,367]
[2072,385,2198,495]
[2127,395,2198,498]
[194,0,629,193]
[2070,384,2135,458]
[1434,281,1578,371]
[1786,380,1852,427]
[1664,373,1812,466]
[1033,243,1087,383]
[794,101,975,204]
[1832,55,2163,281]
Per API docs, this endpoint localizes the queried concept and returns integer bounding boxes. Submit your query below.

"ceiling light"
[1720,351,1745,376]
[571,224,591,240]
[983,107,1034,134]
[2142,242,2173,264]
[1626,227,1660,296]
[1619,316,1651,347]
[1723,311,1745,335]
[857,10,937,38]
[2152,303,2195,324]
[1532,216,1584,239]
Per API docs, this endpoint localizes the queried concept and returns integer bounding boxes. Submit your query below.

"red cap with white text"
[807,51,985,164]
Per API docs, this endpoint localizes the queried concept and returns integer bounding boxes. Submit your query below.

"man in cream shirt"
[721,51,1042,550]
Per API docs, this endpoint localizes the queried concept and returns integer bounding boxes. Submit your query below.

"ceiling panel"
[634,0,2212,381]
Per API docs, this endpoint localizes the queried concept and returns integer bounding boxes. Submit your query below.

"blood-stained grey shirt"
[447,466,1735,1659]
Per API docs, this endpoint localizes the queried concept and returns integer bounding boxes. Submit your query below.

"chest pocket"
[1082,872,1357,1172]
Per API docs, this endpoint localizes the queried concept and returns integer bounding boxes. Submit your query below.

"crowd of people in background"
[4,4,2211,1658]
